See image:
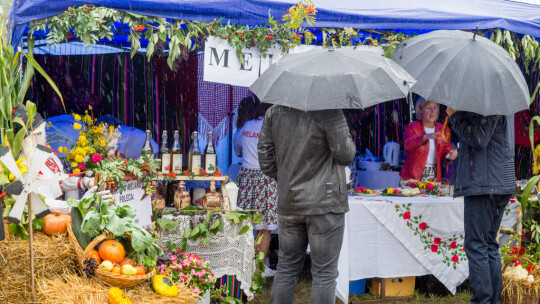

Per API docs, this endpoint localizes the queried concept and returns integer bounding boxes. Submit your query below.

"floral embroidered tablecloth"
[336,195,519,303]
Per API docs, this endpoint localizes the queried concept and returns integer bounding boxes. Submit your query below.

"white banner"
[203,36,385,87]
[112,180,152,229]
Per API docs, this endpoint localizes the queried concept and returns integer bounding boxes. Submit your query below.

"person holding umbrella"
[392,29,528,304]
[400,97,457,182]
[251,48,415,304]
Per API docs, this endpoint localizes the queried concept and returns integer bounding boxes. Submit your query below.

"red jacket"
[400,120,452,182]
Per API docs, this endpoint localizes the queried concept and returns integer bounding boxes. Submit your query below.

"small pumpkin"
[88,249,101,264]
[119,258,135,266]
[134,266,146,275]
[152,275,178,297]
[42,211,71,236]
[99,240,125,263]
[108,287,132,304]
[112,265,122,275]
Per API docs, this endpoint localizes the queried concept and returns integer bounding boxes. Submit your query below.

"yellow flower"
[73,114,81,121]
[75,154,84,163]
[73,168,80,174]
[88,148,95,155]
[387,188,394,194]
[71,162,78,168]
[419,182,427,189]
[83,115,92,125]
[536,145,540,156]
[95,127,103,134]
[99,140,106,147]
[109,126,115,133]
[75,147,84,155]
[88,105,93,110]
[8,158,28,181]
[73,123,82,130]
[366,189,372,194]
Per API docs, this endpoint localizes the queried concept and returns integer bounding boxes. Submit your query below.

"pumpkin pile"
[86,240,147,277]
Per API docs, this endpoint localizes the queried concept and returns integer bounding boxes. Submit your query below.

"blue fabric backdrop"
[9,0,540,49]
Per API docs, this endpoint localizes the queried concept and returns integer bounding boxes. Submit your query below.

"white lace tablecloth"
[159,213,256,300]
[336,195,520,303]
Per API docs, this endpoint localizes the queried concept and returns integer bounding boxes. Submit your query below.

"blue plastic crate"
[349,279,366,295]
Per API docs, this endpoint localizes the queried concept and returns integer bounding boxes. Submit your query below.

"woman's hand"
[446,148,458,161]
[423,132,441,142]
[446,107,456,117]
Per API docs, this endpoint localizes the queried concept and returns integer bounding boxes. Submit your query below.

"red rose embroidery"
[452,255,459,263]
[462,246,466,252]
[431,245,438,253]
[419,222,427,230]
[403,211,411,220]
[450,241,457,249]
[433,238,441,245]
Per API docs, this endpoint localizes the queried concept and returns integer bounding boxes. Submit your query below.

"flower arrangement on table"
[57,109,120,174]
[382,187,420,196]
[93,153,160,194]
[350,186,381,196]
[157,249,216,297]
[418,181,442,196]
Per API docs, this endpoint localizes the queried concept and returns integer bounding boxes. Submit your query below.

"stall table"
[336,195,519,303]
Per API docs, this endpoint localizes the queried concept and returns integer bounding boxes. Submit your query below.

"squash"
[71,207,92,248]
[98,240,125,263]
[119,258,135,266]
[112,265,122,275]
[134,266,146,275]
[42,211,71,236]
[108,287,132,304]
[152,275,179,297]
[88,249,101,264]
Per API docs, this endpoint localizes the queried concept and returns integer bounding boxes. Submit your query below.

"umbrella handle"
[442,116,450,141]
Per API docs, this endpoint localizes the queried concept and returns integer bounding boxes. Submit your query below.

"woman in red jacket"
[400,98,458,182]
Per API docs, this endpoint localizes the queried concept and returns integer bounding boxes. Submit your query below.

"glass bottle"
[204,132,217,174]
[141,130,154,158]
[202,179,223,209]
[174,181,191,209]
[160,130,171,173]
[188,131,201,175]
[171,130,182,174]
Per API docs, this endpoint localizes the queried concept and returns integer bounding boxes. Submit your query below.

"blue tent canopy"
[9,0,540,50]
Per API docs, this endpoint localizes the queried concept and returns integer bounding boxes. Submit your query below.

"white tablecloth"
[336,195,519,303]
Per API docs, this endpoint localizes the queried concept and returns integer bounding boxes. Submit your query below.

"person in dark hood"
[447,107,515,304]
[258,106,355,304]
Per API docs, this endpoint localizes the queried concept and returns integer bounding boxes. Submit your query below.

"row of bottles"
[151,180,224,210]
[141,130,217,175]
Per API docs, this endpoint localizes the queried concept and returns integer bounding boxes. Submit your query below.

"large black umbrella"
[391,30,529,116]
[250,48,415,111]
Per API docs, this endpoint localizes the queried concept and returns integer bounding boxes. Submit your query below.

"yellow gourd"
[152,275,179,297]
[108,287,132,304]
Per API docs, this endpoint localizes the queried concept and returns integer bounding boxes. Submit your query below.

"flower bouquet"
[157,250,216,297]
[418,181,443,196]
[350,186,380,196]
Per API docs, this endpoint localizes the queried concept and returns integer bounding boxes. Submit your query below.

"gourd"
[98,240,125,263]
[88,249,102,264]
[152,275,179,297]
[108,287,132,304]
[71,207,92,248]
[42,211,71,236]
[121,265,137,275]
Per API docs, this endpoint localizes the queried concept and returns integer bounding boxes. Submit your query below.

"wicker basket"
[501,257,539,304]
[67,225,156,288]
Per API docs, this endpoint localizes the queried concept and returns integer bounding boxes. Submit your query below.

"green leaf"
[156,218,178,231]
[201,238,209,246]
[20,52,64,112]
[105,215,131,236]
[521,175,540,210]
[238,225,250,235]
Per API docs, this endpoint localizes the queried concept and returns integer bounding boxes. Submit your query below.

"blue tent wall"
[9,0,540,48]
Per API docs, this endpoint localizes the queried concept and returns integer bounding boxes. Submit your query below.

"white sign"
[112,180,152,229]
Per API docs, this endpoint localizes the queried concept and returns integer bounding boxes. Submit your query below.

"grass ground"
[250,272,472,304]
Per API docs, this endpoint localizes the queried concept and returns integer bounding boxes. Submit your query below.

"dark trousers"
[271,213,345,304]
[464,194,511,304]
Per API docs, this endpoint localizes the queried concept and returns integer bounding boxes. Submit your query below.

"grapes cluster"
[83,257,99,278]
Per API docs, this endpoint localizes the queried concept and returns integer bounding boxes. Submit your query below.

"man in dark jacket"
[258,105,355,304]
[448,108,515,304]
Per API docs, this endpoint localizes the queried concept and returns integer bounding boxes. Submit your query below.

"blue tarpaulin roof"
[9,0,540,51]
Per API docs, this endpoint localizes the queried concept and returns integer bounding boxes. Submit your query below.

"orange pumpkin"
[88,249,101,264]
[112,265,122,275]
[42,211,71,236]
[134,266,146,275]
[98,240,125,263]
[120,258,135,266]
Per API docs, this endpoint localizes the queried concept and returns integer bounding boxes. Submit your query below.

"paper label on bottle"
[172,154,182,173]
[161,153,171,173]
[205,154,217,173]
[192,155,201,175]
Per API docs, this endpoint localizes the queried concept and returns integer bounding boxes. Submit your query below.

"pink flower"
[201,269,206,275]
[193,286,201,295]
[191,269,196,275]
[91,153,102,163]
[426,183,434,191]
[450,241,457,249]
[433,237,441,245]
[171,255,177,260]
[431,245,438,253]
[78,162,85,170]
[409,182,417,188]
[419,222,427,230]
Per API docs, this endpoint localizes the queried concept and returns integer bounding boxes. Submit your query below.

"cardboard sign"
[112,180,152,229]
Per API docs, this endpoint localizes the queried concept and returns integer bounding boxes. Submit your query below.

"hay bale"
[1,227,197,304]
